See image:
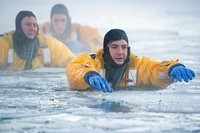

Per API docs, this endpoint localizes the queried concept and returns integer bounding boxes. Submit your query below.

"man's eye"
[54,20,59,23]
[61,19,66,22]
[33,23,37,27]
[122,46,128,49]
[25,23,31,26]
[25,23,37,27]
[111,46,117,49]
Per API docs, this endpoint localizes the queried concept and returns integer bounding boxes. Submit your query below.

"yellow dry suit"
[0,31,75,71]
[66,49,179,90]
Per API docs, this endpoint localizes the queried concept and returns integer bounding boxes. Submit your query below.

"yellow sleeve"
[0,32,14,68]
[134,56,179,89]
[0,37,10,67]
[46,36,75,67]
[66,52,101,90]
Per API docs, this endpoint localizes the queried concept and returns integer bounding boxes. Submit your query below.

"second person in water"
[41,4,103,55]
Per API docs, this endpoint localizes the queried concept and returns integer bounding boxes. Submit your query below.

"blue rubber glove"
[89,75,113,93]
[169,65,195,83]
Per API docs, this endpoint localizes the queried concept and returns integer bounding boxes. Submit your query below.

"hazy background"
[1,0,200,35]
[1,0,200,58]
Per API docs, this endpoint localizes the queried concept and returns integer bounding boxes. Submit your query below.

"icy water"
[1,0,200,133]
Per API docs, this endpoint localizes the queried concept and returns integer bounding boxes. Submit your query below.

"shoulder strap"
[43,48,51,63]
[8,49,13,63]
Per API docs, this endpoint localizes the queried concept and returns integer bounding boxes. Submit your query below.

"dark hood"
[51,4,72,43]
[103,28,130,69]
[102,29,130,83]
[13,10,39,70]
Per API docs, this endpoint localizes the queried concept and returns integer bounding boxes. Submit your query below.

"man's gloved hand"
[169,66,195,83]
[89,75,113,93]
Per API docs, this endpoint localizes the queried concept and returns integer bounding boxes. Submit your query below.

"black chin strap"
[111,65,126,89]
[24,42,35,70]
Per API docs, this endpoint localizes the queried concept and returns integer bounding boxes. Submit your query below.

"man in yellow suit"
[66,29,195,92]
[41,4,103,55]
[0,10,75,71]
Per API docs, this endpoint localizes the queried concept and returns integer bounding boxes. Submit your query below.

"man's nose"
[117,47,123,54]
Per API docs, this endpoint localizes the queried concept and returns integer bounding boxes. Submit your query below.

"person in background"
[0,10,75,71]
[66,28,195,92]
[41,4,103,55]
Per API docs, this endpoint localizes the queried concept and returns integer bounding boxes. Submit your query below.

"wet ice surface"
[0,67,200,133]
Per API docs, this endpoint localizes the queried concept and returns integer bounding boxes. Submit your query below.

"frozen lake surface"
[0,0,200,132]
[0,68,200,133]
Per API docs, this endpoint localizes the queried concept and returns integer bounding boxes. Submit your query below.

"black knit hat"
[103,29,129,49]
[51,4,69,19]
